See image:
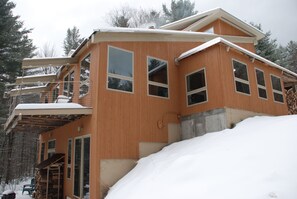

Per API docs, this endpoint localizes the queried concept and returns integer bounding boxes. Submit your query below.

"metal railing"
[6,81,93,115]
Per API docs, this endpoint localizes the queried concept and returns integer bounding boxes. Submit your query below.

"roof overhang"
[4,103,92,134]
[15,74,57,85]
[9,86,49,96]
[176,37,297,79]
[160,8,265,40]
[22,57,78,69]
[91,27,257,44]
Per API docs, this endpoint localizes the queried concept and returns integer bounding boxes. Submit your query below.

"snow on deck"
[15,103,84,110]
[106,115,297,199]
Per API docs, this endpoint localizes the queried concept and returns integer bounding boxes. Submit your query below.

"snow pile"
[15,102,83,109]
[106,115,297,199]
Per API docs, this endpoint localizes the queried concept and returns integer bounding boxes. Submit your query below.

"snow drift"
[106,115,297,199]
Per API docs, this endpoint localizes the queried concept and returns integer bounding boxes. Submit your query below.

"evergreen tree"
[162,0,197,23]
[0,0,35,186]
[63,26,84,56]
[285,41,297,73]
[252,23,279,62]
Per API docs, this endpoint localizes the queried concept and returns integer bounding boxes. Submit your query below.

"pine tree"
[285,41,297,73]
[162,0,197,23]
[0,0,35,186]
[251,23,279,62]
[63,26,84,56]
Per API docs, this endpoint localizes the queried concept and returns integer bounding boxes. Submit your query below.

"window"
[255,69,267,99]
[74,136,90,198]
[270,75,284,103]
[47,140,56,158]
[186,68,207,106]
[80,54,91,97]
[67,139,72,179]
[232,59,250,95]
[63,71,74,97]
[40,143,45,162]
[107,46,133,92]
[52,84,60,102]
[147,56,169,98]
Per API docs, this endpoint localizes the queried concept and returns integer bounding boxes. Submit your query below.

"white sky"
[12,0,297,56]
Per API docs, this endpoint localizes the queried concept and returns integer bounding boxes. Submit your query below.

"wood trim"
[22,57,78,69]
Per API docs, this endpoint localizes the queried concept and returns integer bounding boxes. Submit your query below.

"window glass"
[74,139,81,197]
[67,139,72,179]
[255,69,267,99]
[80,54,91,97]
[187,70,206,92]
[148,57,168,98]
[186,69,207,105]
[52,84,59,102]
[83,137,90,198]
[107,46,133,92]
[40,143,45,162]
[271,75,282,91]
[271,75,284,103]
[47,140,56,158]
[233,60,250,95]
[108,47,133,77]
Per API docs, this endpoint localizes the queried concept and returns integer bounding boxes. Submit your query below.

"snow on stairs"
[100,123,181,198]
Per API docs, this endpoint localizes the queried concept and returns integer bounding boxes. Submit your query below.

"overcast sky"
[12,0,297,56]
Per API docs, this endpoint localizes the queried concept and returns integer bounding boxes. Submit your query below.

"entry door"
[74,136,90,198]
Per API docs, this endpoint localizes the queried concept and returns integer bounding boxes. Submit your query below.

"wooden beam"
[22,57,78,69]
[9,86,48,96]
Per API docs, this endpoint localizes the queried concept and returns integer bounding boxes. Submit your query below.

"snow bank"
[106,115,297,199]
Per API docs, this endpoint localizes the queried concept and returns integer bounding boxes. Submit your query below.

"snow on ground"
[106,115,297,199]
[1,178,32,199]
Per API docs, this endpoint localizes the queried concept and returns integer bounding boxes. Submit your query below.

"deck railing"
[7,80,93,115]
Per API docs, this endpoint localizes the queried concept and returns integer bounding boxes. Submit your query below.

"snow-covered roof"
[15,73,56,85]
[15,103,84,110]
[160,8,265,40]
[176,37,297,78]
[22,57,78,69]
[105,115,297,199]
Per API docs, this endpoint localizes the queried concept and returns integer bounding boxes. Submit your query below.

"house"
[4,8,297,199]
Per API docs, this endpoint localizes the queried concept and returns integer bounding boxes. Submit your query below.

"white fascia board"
[15,74,57,85]
[22,57,78,69]
[160,8,220,30]
[177,37,297,78]
[9,86,48,96]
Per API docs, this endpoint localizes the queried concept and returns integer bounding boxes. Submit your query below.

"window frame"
[47,139,56,159]
[232,59,251,96]
[80,53,91,98]
[185,68,208,107]
[40,142,45,162]
[147,56,169,99]
[270,74,284,104]
[67,138,72,180]
[73,135,91,199]
[254,68,268,100]
[106,45,134,94]
[63,70,75,97]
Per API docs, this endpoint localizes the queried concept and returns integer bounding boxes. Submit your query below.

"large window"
[40,143,45,162]
[67,139,72,179]
[107,46,133,93]
[270,75,284,103]
[80,54,91,97]
[47,140,56,158]
[255,68,267,99]
[63,71,74,97]
[74,136,90,198]
[232,59,250,95]
[147,56,169,98]
[186,68,207,106]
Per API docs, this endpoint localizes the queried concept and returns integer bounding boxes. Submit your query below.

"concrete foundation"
[139,142,167,158]
[168,123,182,144]
[100,159,136,197]
[181,108,268,139]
